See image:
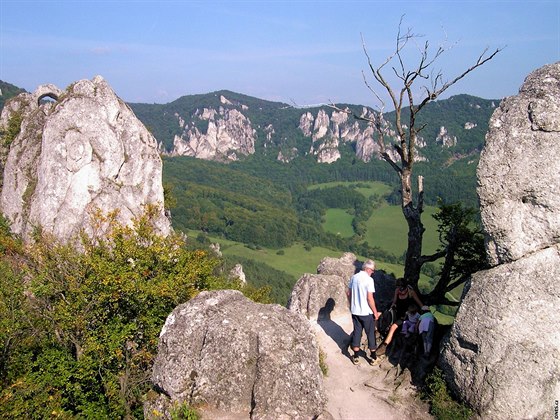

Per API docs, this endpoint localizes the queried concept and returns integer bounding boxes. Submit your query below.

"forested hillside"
[0,80,27,110]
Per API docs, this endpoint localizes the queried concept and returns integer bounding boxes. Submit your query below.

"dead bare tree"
[333,16,502,303]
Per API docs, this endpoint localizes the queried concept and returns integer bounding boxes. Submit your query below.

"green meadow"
[323,208,355,238]
[365,204,441,257]
[317,180,442,258]
[308,180,392,198]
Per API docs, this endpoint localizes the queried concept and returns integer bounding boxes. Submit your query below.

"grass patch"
[185,230,343,279]
[364,204,441,257]
[423,367,472,420]
[308,181,392,199]
[185,229,438,291]
[318,347,328,376]
[322,208,354,238]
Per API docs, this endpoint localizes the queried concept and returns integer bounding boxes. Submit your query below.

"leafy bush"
[423,367,473,420]
[0,207,270,418]
[1,111,23,147]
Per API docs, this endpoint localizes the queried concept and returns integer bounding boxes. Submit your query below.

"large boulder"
[288,273,349,322]
[288,253,395,321]
[0,76,170,242]
[147,290,326,419]
[477,63,560,266]
[441,245,560,419]
[288,253,357,322]
[441,62,560,419]
[316,252,358,279]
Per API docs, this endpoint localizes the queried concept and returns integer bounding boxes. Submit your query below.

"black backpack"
[377,307,396,339]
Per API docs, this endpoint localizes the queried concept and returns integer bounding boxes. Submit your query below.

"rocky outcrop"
[171,106,256,162]
[316,252,357,280]
[147,290,326,419]
[288,253,357,322]
[435,126,457,147]
[477,63,560,266]
[0,76,170,243]
[229,263,246,285]
[440,63,560,420]
[288,253,397,322]
[152,92,492,166]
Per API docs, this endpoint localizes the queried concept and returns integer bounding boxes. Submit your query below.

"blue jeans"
[421,321,435,354]
[351,314,377,351]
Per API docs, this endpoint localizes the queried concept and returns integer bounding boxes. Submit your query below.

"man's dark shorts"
[351,314,377,350]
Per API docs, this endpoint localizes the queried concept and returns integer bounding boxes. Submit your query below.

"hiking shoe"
[376,342,387,356]
[351,354,359,365]
[368,352,378,366]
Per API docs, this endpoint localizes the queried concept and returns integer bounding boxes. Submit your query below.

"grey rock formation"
[148,290,326,419]
[316,252,357,279]
[288,253,396,321]
[157,93,488,166]
[171,105,256,162]
[435,126,457,147]
[288,253,357,322]
[0,76,170,242]
[441,245,560,419]
[288,273,349,322]
[229,263,247,285]
[441,63,560,420]
[477,63,560,266]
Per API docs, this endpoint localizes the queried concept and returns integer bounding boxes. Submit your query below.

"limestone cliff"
[0,76,170,243]
[140,92,493,165]
[171,104,256,162]
[440,62,560,420]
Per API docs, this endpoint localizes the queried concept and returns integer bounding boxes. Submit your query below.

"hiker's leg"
[350,315,363,352]
[425,322,435,354]
[384,322,400,345]
[362,314,376,352]
[421,331,428,354]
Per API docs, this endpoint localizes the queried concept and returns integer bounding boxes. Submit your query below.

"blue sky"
[1,0,558,106]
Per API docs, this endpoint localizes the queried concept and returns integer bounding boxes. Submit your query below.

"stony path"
[314,314,432,420]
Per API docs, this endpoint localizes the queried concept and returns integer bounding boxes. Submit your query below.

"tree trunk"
[400,168,424,291]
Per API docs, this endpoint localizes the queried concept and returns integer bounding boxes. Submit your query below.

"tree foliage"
[0,209,270,418]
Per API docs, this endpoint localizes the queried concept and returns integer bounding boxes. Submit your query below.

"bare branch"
[420,249,447,263]
[445,275,470,293]
[361,69,385,112]
[416,122,428,134]
[417,46,504,112]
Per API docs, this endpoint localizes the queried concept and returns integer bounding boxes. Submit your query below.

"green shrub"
[0,206,270,418]
[1,111,23,147]
[170,401,200,420]
[423,367,473,420]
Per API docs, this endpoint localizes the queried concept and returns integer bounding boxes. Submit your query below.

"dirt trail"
[314,314,431,420]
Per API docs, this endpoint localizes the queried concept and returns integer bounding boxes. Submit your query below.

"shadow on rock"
[317,298,351,355]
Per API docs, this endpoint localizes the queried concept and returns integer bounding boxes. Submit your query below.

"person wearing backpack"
[376,278,424,356]
[347,259,381,365]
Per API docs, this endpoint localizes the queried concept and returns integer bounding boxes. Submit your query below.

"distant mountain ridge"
[0,80,27,110]
[0,81,497,168]
[128,90,498,166]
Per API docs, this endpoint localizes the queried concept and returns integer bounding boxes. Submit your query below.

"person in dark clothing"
[375,278,424,356]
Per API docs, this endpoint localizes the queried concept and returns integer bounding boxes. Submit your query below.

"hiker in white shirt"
[347,259,381,365]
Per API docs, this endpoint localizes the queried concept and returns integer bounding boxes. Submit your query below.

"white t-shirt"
[348,270,375,316]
